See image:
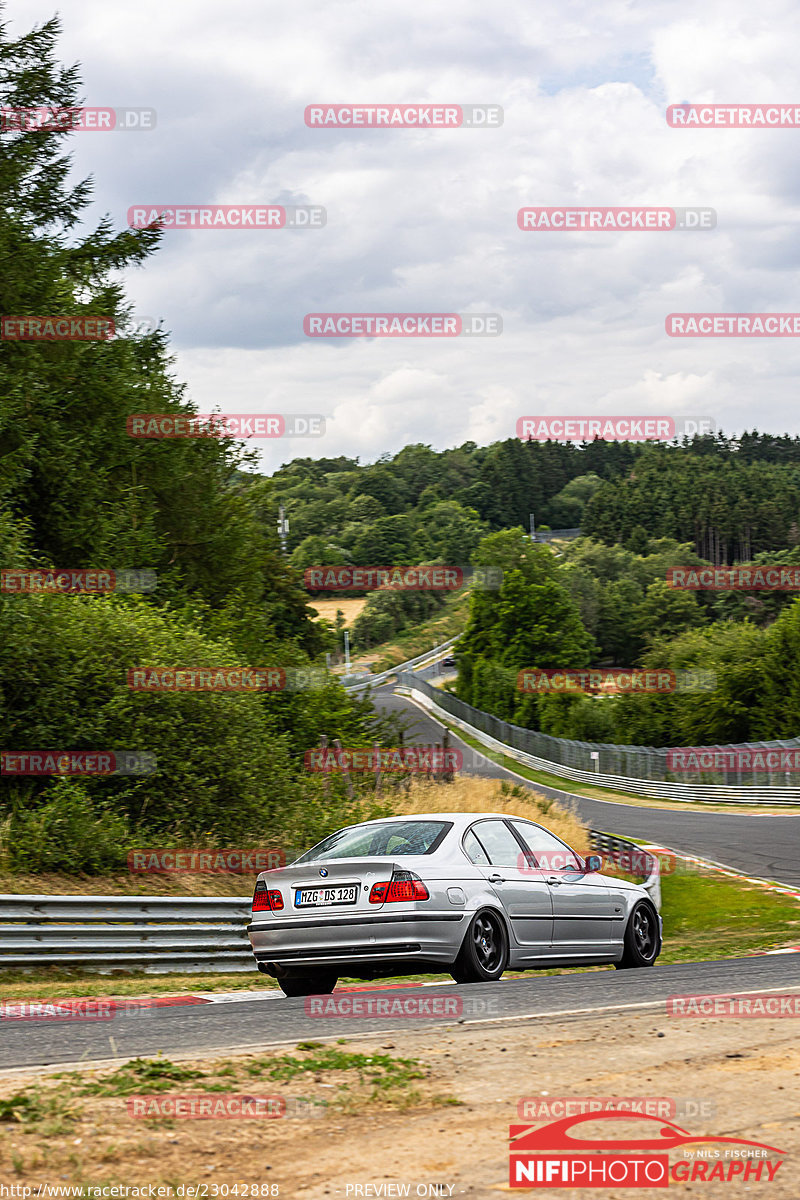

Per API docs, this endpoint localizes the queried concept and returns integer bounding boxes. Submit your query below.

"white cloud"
[9,0,800,470]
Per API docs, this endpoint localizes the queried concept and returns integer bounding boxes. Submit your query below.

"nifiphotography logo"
[508,1112,786,1187]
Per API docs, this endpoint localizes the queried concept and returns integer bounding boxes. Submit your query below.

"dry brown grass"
[306,596,368,626]
[389,775,590,856]
[0,778,588,901]
[0,868,258,898]
[0,1045,443,1187]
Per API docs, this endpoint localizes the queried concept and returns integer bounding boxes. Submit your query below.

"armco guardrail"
[396,674,800,805]
[534,527,582,542]
[341,636,460,690]
[0,894,253,974]
[589,831,661,911]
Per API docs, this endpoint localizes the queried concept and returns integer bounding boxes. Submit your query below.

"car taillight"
[252,881,283,912]
[369,874,430,904]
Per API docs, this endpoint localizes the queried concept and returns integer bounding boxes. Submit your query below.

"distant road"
[373,683,800,888]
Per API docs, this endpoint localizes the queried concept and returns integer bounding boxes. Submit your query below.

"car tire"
[277,974,338,997]
[615,900,660,969]
[451,909,509,983]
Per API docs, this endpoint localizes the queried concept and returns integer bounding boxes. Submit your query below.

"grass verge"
[364,591,469,673]
[0,869,256,898]
[659,869,800,962]
[0,1047,453,1183]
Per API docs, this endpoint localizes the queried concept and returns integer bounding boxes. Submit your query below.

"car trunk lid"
[251,858,426,916]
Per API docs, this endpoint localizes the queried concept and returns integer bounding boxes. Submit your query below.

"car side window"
[510,821,582,872]
[463,830,490,865]
[469,820,526,868]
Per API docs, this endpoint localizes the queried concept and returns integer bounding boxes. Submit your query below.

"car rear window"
[294,820,452,862]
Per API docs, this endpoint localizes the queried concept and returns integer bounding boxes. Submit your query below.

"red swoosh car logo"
[510,1112,785,1155]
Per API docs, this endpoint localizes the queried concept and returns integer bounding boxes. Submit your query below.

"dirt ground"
[306,598,368,627]
[1,1006,798,1198]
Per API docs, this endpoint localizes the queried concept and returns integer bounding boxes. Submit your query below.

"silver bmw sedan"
[247,812,662,996]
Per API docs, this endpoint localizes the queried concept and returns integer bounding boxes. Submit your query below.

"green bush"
[0,594,300,841]
[5,779,130,873]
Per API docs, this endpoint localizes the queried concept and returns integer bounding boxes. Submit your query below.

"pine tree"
[0,10,315,635]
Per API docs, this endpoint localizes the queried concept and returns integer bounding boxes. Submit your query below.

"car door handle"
[545,876,563,886]
[488,874,505,883]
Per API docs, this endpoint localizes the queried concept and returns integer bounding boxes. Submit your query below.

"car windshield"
[294,820,452,862]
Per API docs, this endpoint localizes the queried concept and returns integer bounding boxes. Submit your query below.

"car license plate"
[295,884,358,908]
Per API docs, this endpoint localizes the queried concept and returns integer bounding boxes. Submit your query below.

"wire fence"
[397,673,800,802]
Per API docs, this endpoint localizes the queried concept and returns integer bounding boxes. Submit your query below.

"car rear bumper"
[247,910,466,969]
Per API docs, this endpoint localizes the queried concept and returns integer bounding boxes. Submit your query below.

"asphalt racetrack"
[3,677,798,1075]
[2,956,799,1071]
[374,682,800,888]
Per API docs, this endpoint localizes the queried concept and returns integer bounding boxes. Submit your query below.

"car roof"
[347,812,542,829]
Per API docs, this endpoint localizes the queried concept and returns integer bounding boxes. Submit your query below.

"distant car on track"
[441,656,457,667]
[247,812,662,996]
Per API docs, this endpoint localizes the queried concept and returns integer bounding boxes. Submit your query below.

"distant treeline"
[271,433,800,575]
[453,529,800,748]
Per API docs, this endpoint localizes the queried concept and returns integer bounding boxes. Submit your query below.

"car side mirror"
[584,854,602,872]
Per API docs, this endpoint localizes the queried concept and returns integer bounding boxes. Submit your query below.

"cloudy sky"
[9,0,800,471]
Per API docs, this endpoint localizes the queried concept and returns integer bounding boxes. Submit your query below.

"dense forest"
[452,529,800,747]
[273,434,800,675]
[275,432,800,575]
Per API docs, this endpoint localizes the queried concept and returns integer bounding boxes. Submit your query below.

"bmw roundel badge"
[319,868,328,877]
